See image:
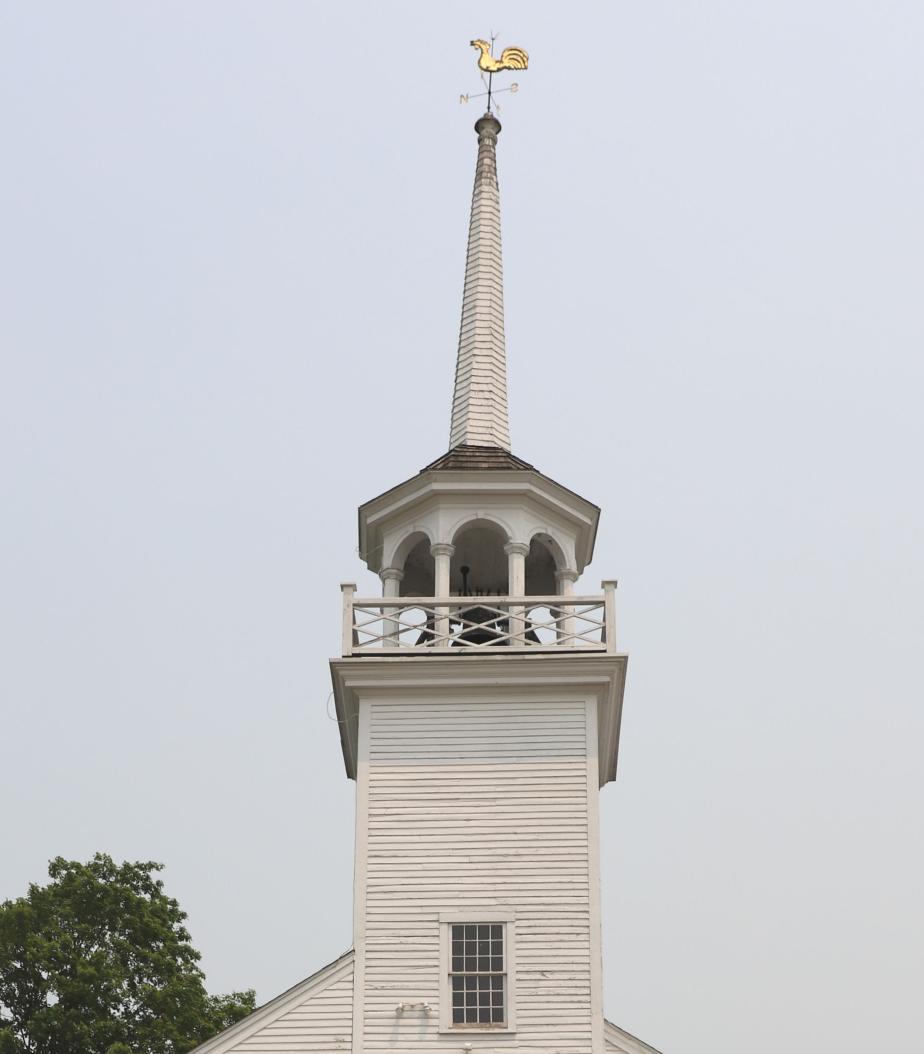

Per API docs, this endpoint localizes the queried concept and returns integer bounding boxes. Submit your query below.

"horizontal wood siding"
[229,960,353,1052]
[363,696,593,1052]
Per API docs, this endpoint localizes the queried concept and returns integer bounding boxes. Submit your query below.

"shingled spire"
[449,113,511,451]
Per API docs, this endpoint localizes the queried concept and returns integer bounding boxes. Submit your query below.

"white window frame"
[438,910,517,1034]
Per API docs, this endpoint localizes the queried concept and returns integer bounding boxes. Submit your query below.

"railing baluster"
[509,602,524,645]
[381,607,394,645]
[434,599,450,647]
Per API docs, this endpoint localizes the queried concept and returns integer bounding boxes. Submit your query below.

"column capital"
[430,542,456,558]
[380,567,404,583]
[555,568,580,584]
[503,541,531,558]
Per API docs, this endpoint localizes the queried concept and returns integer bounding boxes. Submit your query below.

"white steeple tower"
[191,98,658,1054]
[330,111,629,1054]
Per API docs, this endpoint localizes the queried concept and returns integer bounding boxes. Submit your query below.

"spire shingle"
[449,113,510,451]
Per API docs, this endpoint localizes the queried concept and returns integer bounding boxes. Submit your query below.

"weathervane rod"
[487,31,497,112]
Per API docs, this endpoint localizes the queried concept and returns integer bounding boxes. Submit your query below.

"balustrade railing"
[339,582,617,656]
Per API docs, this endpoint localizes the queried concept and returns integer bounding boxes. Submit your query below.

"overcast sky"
[2,3,923,1052]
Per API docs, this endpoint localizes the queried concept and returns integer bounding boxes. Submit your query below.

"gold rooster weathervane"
[460,35,529,113]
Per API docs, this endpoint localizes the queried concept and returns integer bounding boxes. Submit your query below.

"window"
[450,923,505,1025]
[439,914,516,1033]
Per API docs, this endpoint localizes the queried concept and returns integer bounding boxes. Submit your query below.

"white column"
[555,568,579,644]
[380,568,403,646]
[505,541,530,645]
[430,543,455,646]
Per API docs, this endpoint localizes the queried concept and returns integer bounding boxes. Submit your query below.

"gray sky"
[2,3,922,1051]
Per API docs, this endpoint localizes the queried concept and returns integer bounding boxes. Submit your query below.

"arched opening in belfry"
[525,535,559,596]
[398,534,435,596]
[450,522,509,596]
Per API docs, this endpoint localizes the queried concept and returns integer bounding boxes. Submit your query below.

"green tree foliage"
[0,855,255,1053]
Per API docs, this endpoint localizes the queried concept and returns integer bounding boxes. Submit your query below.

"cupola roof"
[423,445,535,472]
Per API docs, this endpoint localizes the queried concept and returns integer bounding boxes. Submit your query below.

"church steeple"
[330,65,629,1054]
[190,42,658,1054]
[449,113,510,451]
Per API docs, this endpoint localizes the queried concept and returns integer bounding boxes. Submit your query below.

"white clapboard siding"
[360,694,598,1053]
[191,952,353,1054]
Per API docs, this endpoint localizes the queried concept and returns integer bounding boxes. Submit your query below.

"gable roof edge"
[190,949,354,1054]
[604,1017,667,1054]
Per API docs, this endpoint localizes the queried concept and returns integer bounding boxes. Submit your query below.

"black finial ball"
[475,113,502,140]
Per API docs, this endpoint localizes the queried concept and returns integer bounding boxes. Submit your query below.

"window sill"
[438,1027,517,1037]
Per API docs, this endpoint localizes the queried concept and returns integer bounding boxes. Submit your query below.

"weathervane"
[460,34,529,113]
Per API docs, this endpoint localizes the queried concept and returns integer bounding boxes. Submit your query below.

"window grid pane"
[449,923,505,1026]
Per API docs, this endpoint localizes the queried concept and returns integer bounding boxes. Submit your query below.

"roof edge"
[190,949,355,1054]
[604,1018,667,1054]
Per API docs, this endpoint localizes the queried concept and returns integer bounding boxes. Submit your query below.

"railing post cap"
[601,578,618,589]
[340,581,357,591]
